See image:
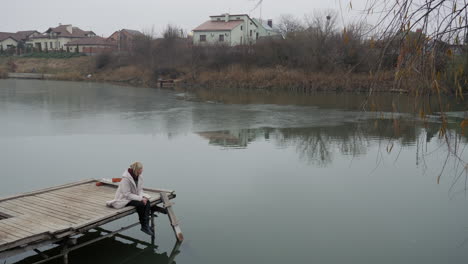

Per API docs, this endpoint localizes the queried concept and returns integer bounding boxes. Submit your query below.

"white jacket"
[106,170,145,209]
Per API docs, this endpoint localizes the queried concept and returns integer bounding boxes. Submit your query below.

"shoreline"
[0,56,460,97]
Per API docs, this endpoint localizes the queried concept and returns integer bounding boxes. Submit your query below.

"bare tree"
[277,14,305,38]
[363,0,468,183]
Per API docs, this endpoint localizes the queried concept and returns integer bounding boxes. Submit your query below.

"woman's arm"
[121,178,143,201]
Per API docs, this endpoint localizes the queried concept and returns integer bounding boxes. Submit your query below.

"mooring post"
[61,244,69,264]
[160,192,184,242]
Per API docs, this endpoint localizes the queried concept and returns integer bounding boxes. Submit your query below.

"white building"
[0,35,18,51]
[192,14,260,46]
[0,31,39,51]
[252,18,281,39]
[26,24,95,52]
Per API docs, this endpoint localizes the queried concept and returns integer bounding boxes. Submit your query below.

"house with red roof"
[0,31,39,51]
[26,24,96,52]
[192,14,260,46]
[108,29,144,52]
[64,36,117,54]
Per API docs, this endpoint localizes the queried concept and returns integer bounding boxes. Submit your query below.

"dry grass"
[0,57,397,93]
[0,67,7,79]
[93,65,151,84]
[12,57,93,74]
[194,65,394,93]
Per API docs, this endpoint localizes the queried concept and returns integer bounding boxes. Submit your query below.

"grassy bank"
[192,65,394,93]
[0,56,152,86]
[0,56,398,93]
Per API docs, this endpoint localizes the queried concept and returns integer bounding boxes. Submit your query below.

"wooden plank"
[18,195,100,218]
[42,191,116,210]
[0,204,72,228]
[0,236,21,244]
[1,200,83,224]
[0,230,7,241]
[52,187,116,202]
[18,196,100,220]
[0,232,51,253]
[10,197,94,222]
[67,188,116,200]
[52,187,115,201]
[43,189,111,204]
[38,196,110,218]
[0,224,27,239]
[32,194,105,217]
[161,192,184,242]
[0,220,51,246]
[0,218,45,236]
[69,183,117,193]
[72,207,139,233]
[0,179,96,203]
[14,215,66,232]
[0,205,19,217]
[30,194,105,218]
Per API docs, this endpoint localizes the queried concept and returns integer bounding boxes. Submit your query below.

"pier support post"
[61,244,69,264]
[150,212,156,244]
[160,192,184,242]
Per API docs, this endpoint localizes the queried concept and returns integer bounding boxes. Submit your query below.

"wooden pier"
[0,179,183,263]
[7,73,55,80]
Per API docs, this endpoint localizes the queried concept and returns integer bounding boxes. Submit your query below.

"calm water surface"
[1,79,467,264]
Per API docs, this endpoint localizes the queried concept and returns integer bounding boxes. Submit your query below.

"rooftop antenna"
[249,0,263,19]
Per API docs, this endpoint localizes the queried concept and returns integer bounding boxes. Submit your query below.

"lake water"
[1,79,467,264]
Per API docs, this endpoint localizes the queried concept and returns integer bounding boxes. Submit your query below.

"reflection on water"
[198,118,468,166]
[11,229,181,264]
[186,88,468,112]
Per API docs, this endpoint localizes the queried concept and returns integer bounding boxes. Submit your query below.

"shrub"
[95,52,113,69]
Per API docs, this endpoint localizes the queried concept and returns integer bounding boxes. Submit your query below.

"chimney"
[224,13,229,22]
[66,25,73,34]
[267,19,273,28]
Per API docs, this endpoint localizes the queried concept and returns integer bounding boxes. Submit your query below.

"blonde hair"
[129,162,143,176]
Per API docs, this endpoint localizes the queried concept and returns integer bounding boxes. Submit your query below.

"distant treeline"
[95,14,466,94]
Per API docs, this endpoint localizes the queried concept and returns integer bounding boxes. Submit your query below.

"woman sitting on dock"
[106,162,154,236]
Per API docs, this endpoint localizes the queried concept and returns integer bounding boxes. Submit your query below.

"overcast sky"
[2,0,369,36]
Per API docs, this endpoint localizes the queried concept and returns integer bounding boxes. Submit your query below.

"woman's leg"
[127,200,154,235]
[127,200,146,226]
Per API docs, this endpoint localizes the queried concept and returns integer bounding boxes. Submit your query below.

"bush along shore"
[0,55,396,93]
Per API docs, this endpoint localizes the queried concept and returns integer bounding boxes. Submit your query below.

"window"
[250,30,252,37]
[50,42,53,49]
[217,18,221,21]
[241,26,243,31]
[200,35,206,42]
[219,34,224,42]
[256,32,259,39]
[236,17,240,20]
